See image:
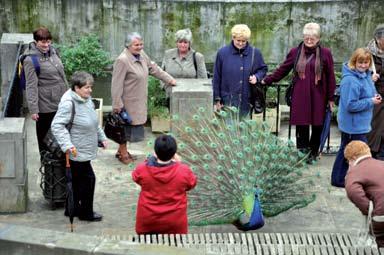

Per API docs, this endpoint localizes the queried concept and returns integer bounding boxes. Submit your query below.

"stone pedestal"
[170,79,213,131]
[0,33,33,110]
[0,118,27,212]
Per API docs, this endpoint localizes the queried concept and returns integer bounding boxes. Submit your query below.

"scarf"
[295,42,322,85]
[367,39,384,58]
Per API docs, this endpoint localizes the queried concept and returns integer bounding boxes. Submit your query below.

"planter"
[151,116,171,133]
[252,106,281,133]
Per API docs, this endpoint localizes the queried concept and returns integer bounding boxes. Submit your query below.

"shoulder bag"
[249,47,266,114]
[43,100,75,159]
[104,112,127,144]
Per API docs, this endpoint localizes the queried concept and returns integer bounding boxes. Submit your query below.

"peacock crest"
[157,106,319,227]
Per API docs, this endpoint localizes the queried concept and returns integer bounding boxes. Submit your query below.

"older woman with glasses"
[262,22,336,163]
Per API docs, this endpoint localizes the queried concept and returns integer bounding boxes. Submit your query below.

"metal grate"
[102,232,384,255]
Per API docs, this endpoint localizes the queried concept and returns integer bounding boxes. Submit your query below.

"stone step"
[101,232,383,255]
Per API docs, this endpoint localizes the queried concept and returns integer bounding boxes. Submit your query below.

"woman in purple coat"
[213,24,267,116]
[262,22,336,162]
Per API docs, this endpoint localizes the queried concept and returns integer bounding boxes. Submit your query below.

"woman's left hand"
[249,75,257,85]
[328,101,335,112]
[101,140,108,149]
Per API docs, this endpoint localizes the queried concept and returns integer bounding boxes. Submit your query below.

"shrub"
[56,34,111,77]
[147,77,169,119]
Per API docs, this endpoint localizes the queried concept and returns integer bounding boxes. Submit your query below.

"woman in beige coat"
[111,32,176,164]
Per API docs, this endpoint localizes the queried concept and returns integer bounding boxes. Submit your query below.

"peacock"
[161,106,319,229]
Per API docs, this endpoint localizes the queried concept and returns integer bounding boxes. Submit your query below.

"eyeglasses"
[303,35,319,42]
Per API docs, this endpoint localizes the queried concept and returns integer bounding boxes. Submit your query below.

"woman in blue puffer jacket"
[331,48,381,187]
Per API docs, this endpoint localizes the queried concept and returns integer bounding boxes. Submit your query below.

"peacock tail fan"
[154,106,318,226]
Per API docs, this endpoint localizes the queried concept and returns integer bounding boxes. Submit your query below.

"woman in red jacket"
[345,140,384,248]
[132,135,197,234]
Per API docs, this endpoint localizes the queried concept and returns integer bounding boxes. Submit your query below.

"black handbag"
[104,112,127,144]
[250,82,265,114]
[43,100,75,159]
[285,82,294,107]
[249,47,266,114]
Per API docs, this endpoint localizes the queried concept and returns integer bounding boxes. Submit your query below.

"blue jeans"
[331,132,367,187]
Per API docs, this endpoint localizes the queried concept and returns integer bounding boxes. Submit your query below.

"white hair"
[303,23,321,38]
[125,32,142,48]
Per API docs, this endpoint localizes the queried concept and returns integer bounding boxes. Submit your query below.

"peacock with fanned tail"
[160,106,319,229]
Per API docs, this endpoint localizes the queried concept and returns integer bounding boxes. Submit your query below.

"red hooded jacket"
[132,159,197,234]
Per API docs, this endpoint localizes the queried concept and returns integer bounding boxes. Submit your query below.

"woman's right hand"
[31,113,39,121]
[214,101,223,111]
[113,108,121,114]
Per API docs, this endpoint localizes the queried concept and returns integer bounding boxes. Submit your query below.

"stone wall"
[0,0,383,64]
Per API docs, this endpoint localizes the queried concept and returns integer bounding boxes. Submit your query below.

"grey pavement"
[0,114,366,240]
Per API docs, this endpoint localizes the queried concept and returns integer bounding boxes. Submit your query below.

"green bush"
[147,77,169,119]
[56,34,111,77]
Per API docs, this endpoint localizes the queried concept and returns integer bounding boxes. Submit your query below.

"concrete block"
[170,79,213,132]
[0,118,27,212]
[0,33,33,107]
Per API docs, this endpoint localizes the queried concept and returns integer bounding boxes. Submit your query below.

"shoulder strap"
[30,55,40,76]
[292,42,303,75]
[66,100,76,132]
[193,51,197,78]
[251,47,255,75]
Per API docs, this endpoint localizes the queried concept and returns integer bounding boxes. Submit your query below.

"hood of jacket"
[61,89,91,105]
[23,41,57,58]
[145,156,178,184]
[341,62,371,80]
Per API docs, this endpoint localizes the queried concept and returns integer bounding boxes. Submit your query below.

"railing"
[1,42,23,118]
[260,83,338,155]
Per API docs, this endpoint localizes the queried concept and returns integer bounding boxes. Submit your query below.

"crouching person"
[132,135,197,234]
[345,140,384,247]
[51,71,108,222]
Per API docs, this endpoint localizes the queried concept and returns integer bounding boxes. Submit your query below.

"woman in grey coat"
[24,27,67,155]
[51,71,107,222]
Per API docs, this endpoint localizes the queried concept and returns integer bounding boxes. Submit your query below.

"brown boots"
[116,143,135,164]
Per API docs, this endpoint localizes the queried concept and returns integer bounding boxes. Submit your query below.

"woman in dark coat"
[367,24,384,159]
[262,22,336,161]
[213,24,267,116]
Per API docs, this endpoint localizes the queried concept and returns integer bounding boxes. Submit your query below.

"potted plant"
[147,77,170,132]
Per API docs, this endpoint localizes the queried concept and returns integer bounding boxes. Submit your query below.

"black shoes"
[78,212,103,222]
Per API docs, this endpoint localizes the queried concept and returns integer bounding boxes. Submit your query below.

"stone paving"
[0,115,366,241]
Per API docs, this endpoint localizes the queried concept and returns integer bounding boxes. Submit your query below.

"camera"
[119,108,132,124]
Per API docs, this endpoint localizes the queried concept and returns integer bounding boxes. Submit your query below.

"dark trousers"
[331,132,367,187]
[373,140,384,161]
[296,125,323,156]
[67,160,96,218]
[36,112,56,154]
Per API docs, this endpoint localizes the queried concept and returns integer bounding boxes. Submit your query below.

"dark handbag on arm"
[249,47,266,114]
[104,112,127,144]
[43,100,75,159]
[285,81,294,107]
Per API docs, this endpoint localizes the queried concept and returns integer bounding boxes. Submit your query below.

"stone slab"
[0,118,27,212]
